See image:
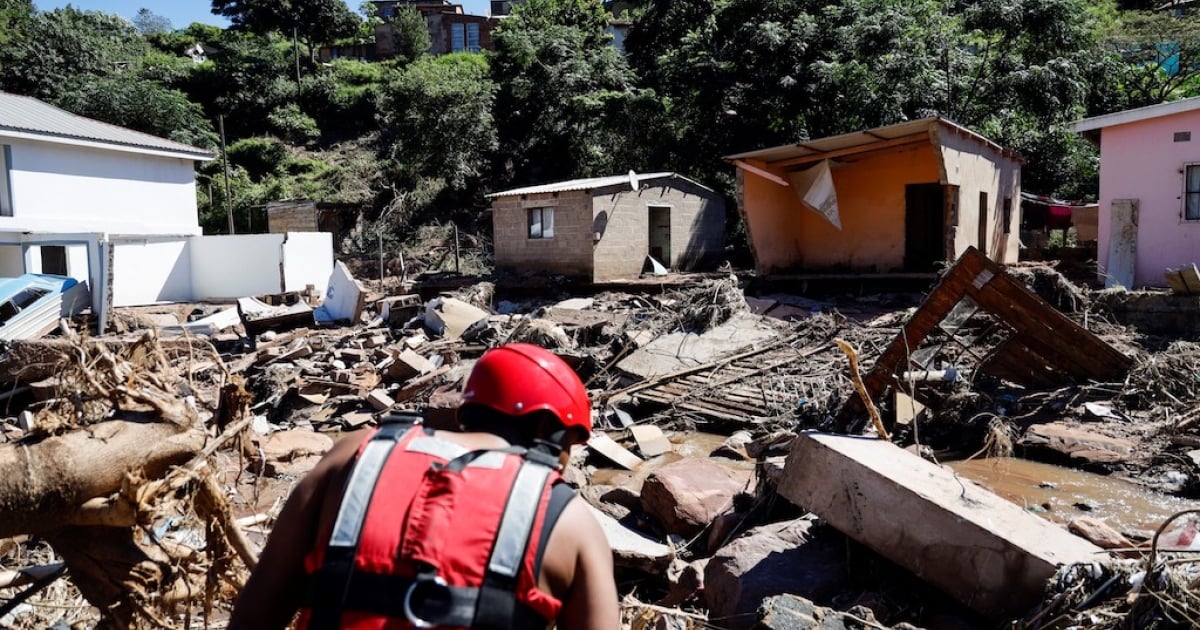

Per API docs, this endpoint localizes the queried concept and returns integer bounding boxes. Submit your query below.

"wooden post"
[378,231,384,287]
[453,224,461,273]
[219,115,235,235]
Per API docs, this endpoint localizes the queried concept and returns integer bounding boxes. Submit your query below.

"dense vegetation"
[0,0,1197,250]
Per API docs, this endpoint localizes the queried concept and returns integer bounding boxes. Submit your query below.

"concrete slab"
[778,432,1105,617]
[616,312,777,379]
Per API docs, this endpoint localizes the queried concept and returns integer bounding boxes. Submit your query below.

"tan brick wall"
[591,179,725,281]
[491,192,593,278]
[267,205,319,233]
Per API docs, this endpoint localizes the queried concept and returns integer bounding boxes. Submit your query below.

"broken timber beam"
[835,247,1132,432]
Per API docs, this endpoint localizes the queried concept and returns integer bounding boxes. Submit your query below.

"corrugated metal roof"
[724,117,1020,164]
[0,91,214,159]
[487,172,711,198]
[1072,96,1200,133]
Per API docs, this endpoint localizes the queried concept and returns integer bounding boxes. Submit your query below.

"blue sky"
[33,0,493,29]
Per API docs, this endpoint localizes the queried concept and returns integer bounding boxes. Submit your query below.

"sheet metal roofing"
[724,117,1020,164]
[1072,95,1200,133]
[0,91,214,159]
[487,172,711,198]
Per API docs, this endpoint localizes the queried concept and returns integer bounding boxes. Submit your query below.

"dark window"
[528,207,554,239]
[1002,197,1012,234]
[1187,165,1200,221]
[978,192,988,251]
[1175,131,1192,143]
[40,245,67,275]
[380,5,395,19]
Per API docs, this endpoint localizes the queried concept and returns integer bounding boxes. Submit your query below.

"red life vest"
[298,415,573,629]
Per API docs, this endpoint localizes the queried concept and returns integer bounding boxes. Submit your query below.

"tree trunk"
[0,420,206,538]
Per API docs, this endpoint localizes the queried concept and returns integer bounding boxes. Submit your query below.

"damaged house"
[0,92,334,331]
[1072,95,1200,289]
[487,172,726,282]
[727,118,1022,275]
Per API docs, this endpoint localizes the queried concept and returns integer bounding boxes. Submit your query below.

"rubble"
[778,432,1106,617]
[704,518,850,629]
[4,249,1200,629]
[641,458,751,537]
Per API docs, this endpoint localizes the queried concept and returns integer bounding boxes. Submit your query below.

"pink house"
[1073,97,1200,288]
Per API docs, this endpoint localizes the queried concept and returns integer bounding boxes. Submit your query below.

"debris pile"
[3,251,1200,629]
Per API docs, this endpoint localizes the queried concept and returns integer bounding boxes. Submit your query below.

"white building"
[0,92,333,331]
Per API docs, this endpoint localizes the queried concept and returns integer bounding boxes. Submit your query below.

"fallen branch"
[836,339,890,441]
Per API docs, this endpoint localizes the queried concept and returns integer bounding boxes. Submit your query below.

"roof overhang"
[724,117,1021,169]
[1071,96,1200,135]
[0,128,215,161]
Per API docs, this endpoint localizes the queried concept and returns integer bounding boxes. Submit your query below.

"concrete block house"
[487,173,726,282]
[1072,96,1200,288]
[727,118,1023,275]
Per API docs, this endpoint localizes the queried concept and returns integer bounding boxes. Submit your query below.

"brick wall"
[591,179,725,281]
[267,205,319,233]
[491,192,593,278]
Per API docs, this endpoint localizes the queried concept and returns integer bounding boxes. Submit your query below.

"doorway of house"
[905,183,946,271]
[649,205,671,266]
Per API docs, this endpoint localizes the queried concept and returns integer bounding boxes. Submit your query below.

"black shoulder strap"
[471,456,558,629]
[533,482,576,578]
[307,416,418,630]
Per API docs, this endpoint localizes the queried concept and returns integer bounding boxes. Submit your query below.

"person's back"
[229,344,618,629]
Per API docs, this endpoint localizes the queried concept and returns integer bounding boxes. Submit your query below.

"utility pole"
[218,115,235,235]
[294,26,302,88]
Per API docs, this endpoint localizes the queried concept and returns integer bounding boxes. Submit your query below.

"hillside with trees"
[0,0,1196,255]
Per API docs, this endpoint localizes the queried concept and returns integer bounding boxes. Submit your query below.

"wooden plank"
[630,425,673,457]
[587,433,643,470]
[772,133,929,169]
[1165,268,1190,294]
[1182,264,1200,294]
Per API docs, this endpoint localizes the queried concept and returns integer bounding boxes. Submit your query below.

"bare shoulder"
[545,496,619,628]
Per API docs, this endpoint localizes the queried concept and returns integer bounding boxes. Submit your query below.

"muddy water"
[590,432,754,491]
[950,457,1200,534]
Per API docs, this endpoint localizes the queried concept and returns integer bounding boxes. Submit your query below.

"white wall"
[189,232,333,301]
[281,232,335,293]
[112,238,192,306]
[2,138,201,236]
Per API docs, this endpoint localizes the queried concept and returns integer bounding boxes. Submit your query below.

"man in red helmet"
[230,343,619,629]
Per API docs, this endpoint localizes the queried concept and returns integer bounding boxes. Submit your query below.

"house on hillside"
[1072,96,1200,289]
[727,118,1023,275]
[373,0,498,57]
[486,173,725,282]
[0,92,335,331]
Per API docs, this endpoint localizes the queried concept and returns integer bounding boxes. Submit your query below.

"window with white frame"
[1187,164,1200,221]
[528,207,554,239]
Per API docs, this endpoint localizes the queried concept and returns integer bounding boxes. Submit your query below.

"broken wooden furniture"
[835,247,1133,433]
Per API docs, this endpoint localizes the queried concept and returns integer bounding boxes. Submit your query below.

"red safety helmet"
[461,343,592,434]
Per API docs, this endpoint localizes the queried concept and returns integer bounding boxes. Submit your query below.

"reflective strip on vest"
[329,428,406,548]
[488,461,553,578]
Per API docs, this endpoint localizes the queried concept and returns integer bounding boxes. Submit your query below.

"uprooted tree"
[0,331,257,628]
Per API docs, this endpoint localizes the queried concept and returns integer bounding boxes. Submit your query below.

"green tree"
[390,6,432,64]
[211,0,361,60]
[52,75,218,150]
[0,0,33,49]
[491,0,650,184]
[0,7,151,100]
[179,32,296,137]
[377,53,497,229]
[1098,9,1200,107]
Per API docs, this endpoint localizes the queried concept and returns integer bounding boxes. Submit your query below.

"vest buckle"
[404,574,453,628]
